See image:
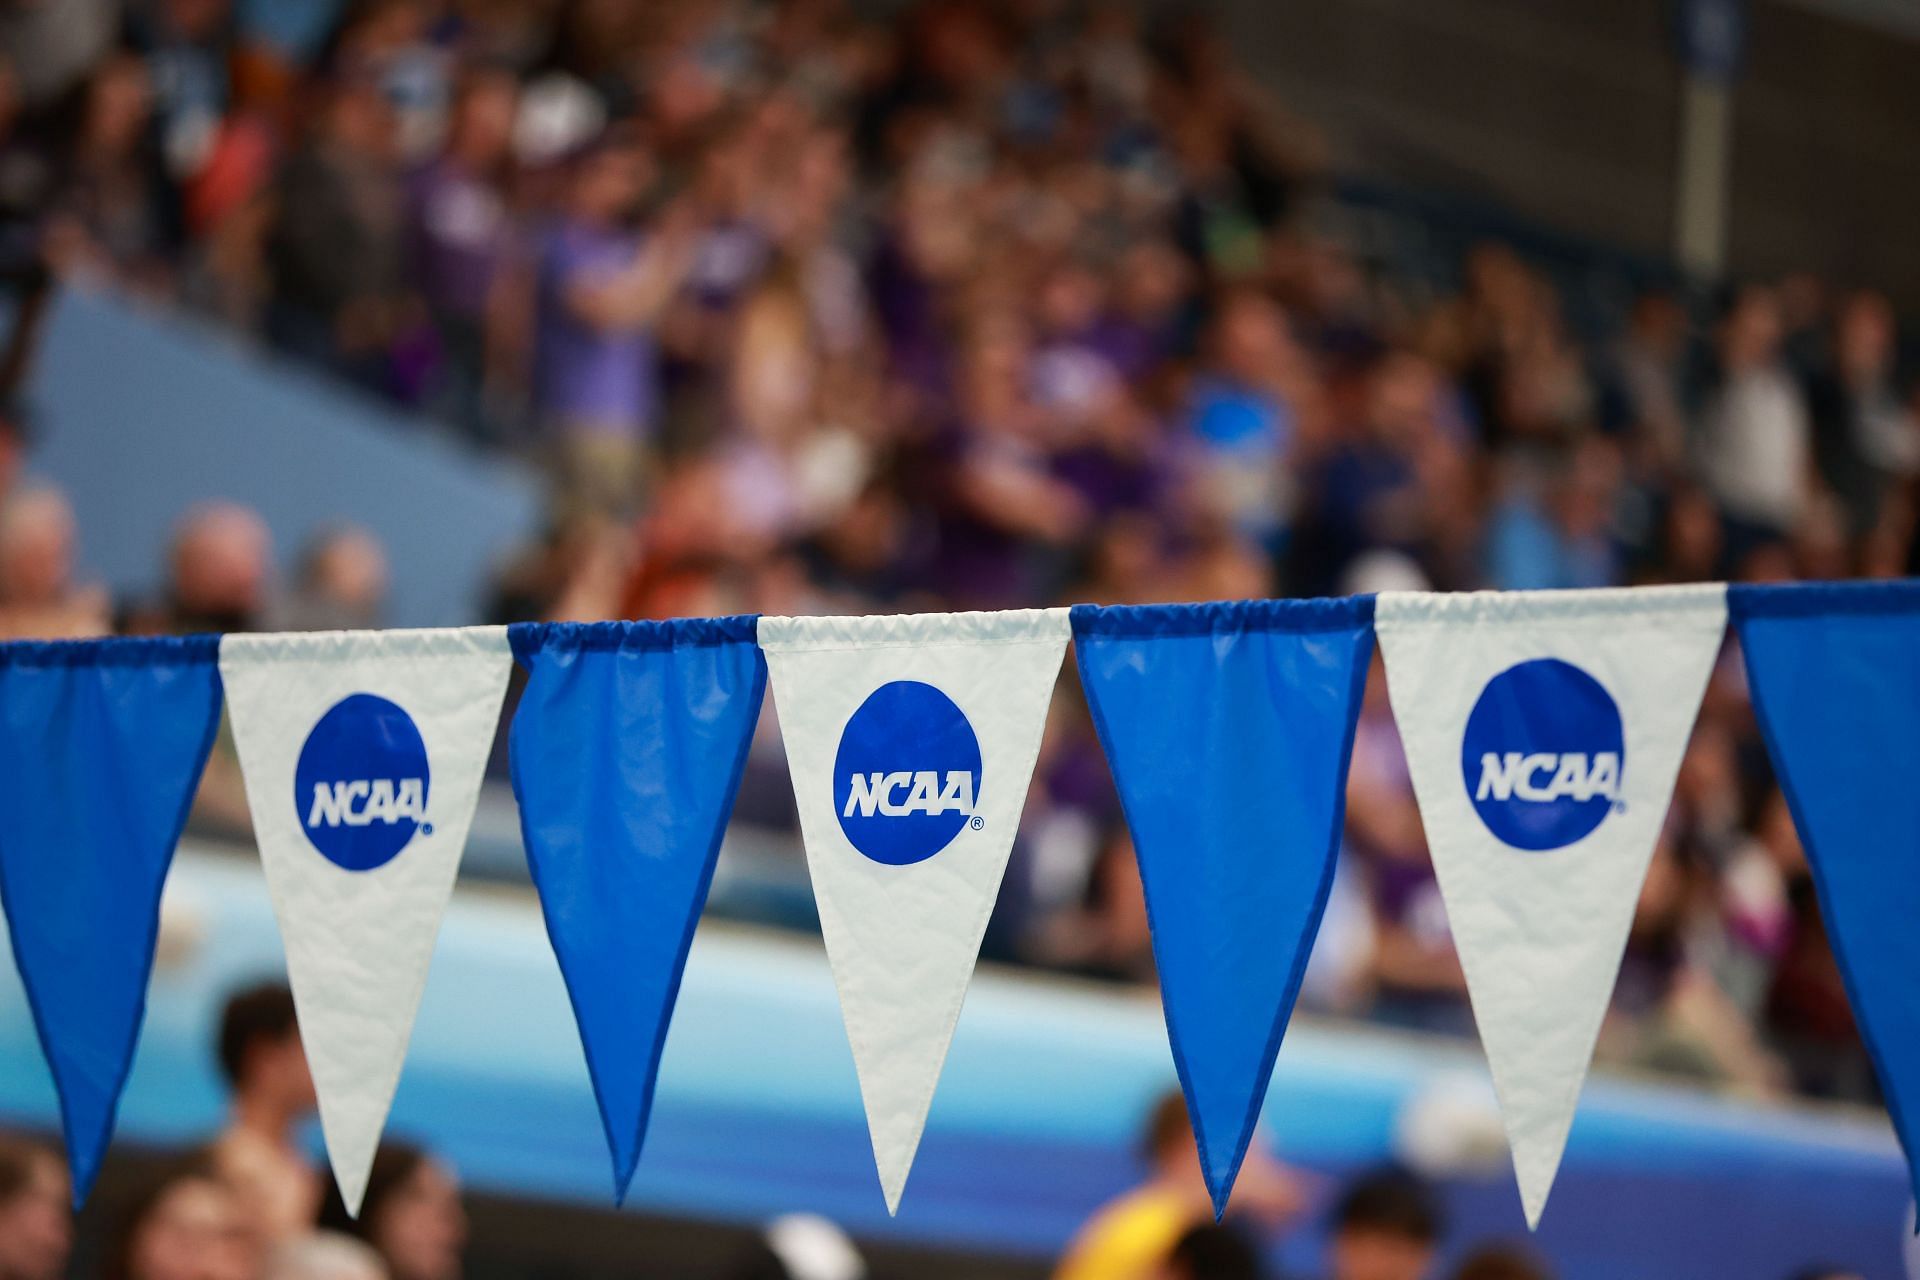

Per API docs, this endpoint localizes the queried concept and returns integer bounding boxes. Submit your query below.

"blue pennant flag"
[508,618,767,1202]
[1070,598,1375,1217]
[0,636,223,1203]
[1732,580,1920,1206]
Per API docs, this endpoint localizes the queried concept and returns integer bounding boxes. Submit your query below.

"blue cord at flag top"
[0,634,224,1205]
[506,617,767,1203]
[1071,596,1376,1219]
[1731,579,1920,1214]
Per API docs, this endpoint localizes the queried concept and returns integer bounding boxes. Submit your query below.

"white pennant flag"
[758,609,1069,1211]
[1374,585,1726,1227]
[220,628,513,1214]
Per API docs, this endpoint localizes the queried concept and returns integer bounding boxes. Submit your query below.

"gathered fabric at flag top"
[1731,580,1920,1208]
[1375,585,1726,1227]
[508,617,767,1204]
[220,627,513,1215]
[757,608,1070,1212]
[0,636,224,1204]
[1071,598,1376,1219]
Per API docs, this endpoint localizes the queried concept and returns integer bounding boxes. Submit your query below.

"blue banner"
[0,635,222,1203]
[1070,598,1375,1216]
[1674,0,1746,82]
[508,618,767,1202]
[1732,580,1920,1206]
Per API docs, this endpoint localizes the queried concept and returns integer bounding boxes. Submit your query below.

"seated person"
[0,1135,69,1280]
[207,982,322,1247]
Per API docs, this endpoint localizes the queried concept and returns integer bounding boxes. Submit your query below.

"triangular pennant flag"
[757,609,1069,1211]
[0,636,223,1203]
[1071,598,1376,1218]
[1375,585,1726,1227]
[1731,580,1920,1207]
[220,628,512,1214]
[507,618,767,1203]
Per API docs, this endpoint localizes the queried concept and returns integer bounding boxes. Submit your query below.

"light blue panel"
[0,849,1902,1277]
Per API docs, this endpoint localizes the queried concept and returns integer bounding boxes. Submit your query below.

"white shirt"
[1701,366,1812,529]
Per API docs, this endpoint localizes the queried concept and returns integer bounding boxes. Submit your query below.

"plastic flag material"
[757,609,1070,1211]
[1375,585,1726,1226]
[220,627,513,1214]
[1071,598,1375,1218]
[507,618,767,1203]
[0,636,222,1203]
[1731,580,1920,1208]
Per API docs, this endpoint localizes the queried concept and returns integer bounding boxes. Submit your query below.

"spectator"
[0,401,23,506]
[1055,1091,1205,1280]
[1291,351,1465,597]
[1646,484,1725,583]
[208,980,322,1248]
[1604,290,1693,475]
[405,62,520,439]
[0,485,110,638]
[1697,286,1814,545]
[1158,1223,1266,1280]
[0,1135,69,1280]
[165,500,272,634]
[278,525,390,631]
[105,1158,255,1280]
[934,312,1093,608]
[320,1142,468,1280]
[0,0,119,110]
[1344,651,1469,1035]
[125,0,237,188]
[0,55,55,301]
[1451,1244,1553,1280]
[1768,859,1875,1100]
[1808,291,1918,537]
[1184,290,1305,552]
[265,61,409,390]
[531,129,696,516]
[1324,1167,1443,1280]
[1484,438,1624,591]
[45,54,170,287]
[724,1214,867,1280]
[266,1233,389,1280]
[1603,824,1786,1092]
[178,115,277,329]
[1055,1091,1304,1280]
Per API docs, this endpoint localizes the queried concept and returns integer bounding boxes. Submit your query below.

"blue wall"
[24,286,542,628]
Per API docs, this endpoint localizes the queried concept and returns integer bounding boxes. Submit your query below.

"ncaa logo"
[833,680,982,866]
[1460,659,1624,851]
[294,693,432,872]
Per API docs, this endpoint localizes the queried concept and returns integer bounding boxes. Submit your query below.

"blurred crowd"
[0,982,464,1280]
[1056,1091,1881,1280]
[0,1029,1881,1280]
[2,0,1918,1125]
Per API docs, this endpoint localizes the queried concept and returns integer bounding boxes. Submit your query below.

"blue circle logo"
[833,681,982,866]
[1460,659,1624,851]
[294,693,432,871]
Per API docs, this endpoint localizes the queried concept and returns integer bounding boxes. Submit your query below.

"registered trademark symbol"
[970,815,984,830]
[421,822,434,836]
[1611,802,1627,815]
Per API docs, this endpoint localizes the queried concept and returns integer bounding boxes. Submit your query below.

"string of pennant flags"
[0,581,1916,1230]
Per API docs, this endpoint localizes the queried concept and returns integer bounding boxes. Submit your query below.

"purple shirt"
[533,219,659,438]
[407,159,509,321]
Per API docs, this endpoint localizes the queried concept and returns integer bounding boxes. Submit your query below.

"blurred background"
[0,0,1914,1277]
